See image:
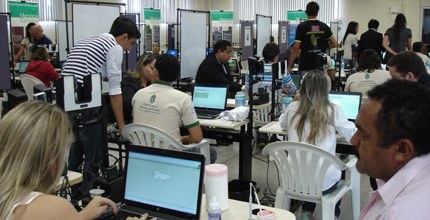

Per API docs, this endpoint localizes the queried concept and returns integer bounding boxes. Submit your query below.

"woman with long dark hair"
[342,21,359,66]
[383,13,412,64]
[14,22,36,63]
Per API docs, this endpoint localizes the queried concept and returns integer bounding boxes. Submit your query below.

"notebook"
[328,91,362,122]
[101,145,205,220]
[18,61,29,74]
[192,85,228,119]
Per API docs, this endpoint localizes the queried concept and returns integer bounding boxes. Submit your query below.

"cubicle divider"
[121,13,140,73]
[256,14,272,57]
[55,20,72,62]
[0,13,12,90]
[278,20,289,61]
[177,9,209,79]
[240,20,254,61]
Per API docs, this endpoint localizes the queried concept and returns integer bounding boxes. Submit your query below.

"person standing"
[288,1,337,73]
[382,13,412,64]
[358,19,384,61]
[14,22,36,63]
[61,16,140,194]
[31,24,53,52]
[195,40,242,98]
[342,21,359,67]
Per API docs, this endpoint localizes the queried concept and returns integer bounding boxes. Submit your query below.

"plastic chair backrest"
[20,74,44,100]
[122,123,187,151]
[262,141,348,202]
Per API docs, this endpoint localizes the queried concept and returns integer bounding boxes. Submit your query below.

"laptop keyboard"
[98,210,157,220]
[195,109,220,119]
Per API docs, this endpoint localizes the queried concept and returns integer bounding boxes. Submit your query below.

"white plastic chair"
[122,123,211,165]
[261,141,360,220]
[20,74,44,100]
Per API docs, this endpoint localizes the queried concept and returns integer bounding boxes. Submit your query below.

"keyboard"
[98,210,143,220]
[195,109,221,119]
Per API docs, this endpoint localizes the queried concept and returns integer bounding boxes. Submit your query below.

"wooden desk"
[55,171,83,191]
[200,194,296,219]
[199,118,252,181]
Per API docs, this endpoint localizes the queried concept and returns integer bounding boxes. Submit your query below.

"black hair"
[305,2,319,17]
[213,40,232,53]
[262,42,280,63]
[387,51,427,79]
[392,13,407,43]
[109,16,141,39]
[412,41,425,53]
[25,22,36,40]
[357,49,382,72]
[155,54,180,83]
[342,21,359,45]
[368,19,379,30]
[367,79,430,156]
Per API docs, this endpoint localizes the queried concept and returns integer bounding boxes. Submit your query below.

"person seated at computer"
[262,42,297,97]
[412,41,430,65]
[0,101,152,220]
[25,47,59,87]
[196,40,242,98]
[123,53,157,122]
[345,49,391,103]
[132,54,217,163]
[279,70,356,220]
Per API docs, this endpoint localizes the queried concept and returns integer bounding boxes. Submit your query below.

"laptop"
[328,91,362,122]
[192,85,228,119]
[18,61,29,74]
[100,145,205,220]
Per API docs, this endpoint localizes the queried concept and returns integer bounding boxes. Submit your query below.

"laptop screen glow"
[124,151,202,215]
[193,86,227,110]
[19,61,29,73]
[329,92,362,121]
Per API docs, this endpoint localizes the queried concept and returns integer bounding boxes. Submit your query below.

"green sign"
[9,1,39,26]
[287,10,307,21]
[144,8,161,21]
[210,11,233,21]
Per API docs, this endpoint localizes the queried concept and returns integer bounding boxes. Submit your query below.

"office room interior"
[2,0,430,220]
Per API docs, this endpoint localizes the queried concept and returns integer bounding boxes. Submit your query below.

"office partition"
[0,13,12,90]
[256,14,272,57]
[56,20,72,61]
[240,20,254,60]
[278,20,289,61]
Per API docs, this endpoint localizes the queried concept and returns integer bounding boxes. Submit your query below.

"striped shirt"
[62,33,123,95]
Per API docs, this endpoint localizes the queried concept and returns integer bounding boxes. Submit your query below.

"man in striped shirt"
[62,16,140,192]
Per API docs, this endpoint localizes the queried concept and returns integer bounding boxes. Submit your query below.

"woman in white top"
[14,22,36,64]
[342,21,359,67]
[279,70,356,220]
[0,102,149,220]
[345,49,391,103]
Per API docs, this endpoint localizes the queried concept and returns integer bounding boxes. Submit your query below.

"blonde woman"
[279,70,356,220]
[0,101,148,220]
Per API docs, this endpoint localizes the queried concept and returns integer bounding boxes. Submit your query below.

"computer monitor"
[328,91,362,121]
[167,49,178,58]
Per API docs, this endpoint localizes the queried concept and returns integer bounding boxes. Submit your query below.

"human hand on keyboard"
[126,213,157,220]
[79,196,119,219]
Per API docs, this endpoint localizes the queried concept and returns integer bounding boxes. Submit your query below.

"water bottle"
[281,96,293,112]
[235,91,246,107]
[208,196,222,220]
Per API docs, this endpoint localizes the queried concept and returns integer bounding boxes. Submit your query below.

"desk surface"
[200,195,296,220]
[199,118,247,130]
[55,171,83,191]
[259,121,287,135]
[227,98,272,109]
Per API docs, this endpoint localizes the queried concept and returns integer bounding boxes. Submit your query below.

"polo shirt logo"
[150,94,156,103]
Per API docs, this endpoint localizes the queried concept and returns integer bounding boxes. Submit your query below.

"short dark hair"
[357,49,382,72]
[109,16,141,39]
[412,41,425,53]
[214,40,232,53]
[368,19,379,29]
[155,54,180,83]
[305,2,319,17]
[262,42,280,63]
[387,51,427,79]
[367,79,430,156]
[32,47,49,61]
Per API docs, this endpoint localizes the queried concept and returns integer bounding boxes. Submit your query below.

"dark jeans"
[302,182,341,217]
[68,108,103,196]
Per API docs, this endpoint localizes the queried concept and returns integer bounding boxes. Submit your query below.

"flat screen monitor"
[167,49,178,58]
[328,91,362,121]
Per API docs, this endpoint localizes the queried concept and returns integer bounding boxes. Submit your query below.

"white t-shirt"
[345,69,391,103]
[343,34,359,59]
[132,82,199,140]
[279,101,356,190]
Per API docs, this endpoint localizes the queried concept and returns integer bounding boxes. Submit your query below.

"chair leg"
[321,200,336,220]
[275,188,291,210]
[351,187,360,220]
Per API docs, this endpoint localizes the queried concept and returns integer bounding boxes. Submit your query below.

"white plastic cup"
[205,164,229,211]
[89,188,105,198]
[257,210,277,220]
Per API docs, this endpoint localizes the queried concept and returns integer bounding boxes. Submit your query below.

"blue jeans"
[68,108,103,196]
[301,182,341,217]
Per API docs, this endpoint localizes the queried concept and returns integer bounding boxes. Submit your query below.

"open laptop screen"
[124,150,202,215]
[192,85,227,110]
[329,91,362,121]
[19,61,29,73]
